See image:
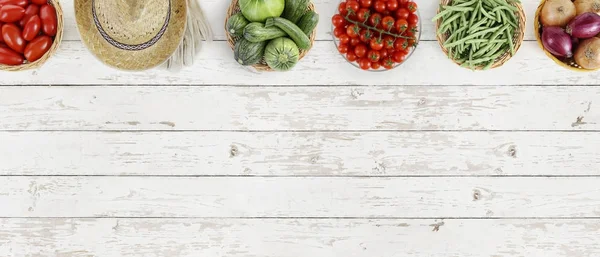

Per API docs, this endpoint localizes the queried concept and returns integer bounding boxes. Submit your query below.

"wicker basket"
[435,0,526,70]
[534,0,596,72]
[0,0,63,71]
[225,0,317,72]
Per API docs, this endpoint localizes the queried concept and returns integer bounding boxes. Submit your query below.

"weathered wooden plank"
[58,0,541,41]
[1,218,599,257]
[2,177,600,217]
[1,131,599,176]
[4,41,600,85]
[0,86,597,130]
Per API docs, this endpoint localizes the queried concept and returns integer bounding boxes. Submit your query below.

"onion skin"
[542,26,574,57]
[574,0,600,15]
[566,12,600,38]
[541,0,577,27]
[574,37,600,69]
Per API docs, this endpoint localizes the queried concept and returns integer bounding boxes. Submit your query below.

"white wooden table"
[1,0,599,256]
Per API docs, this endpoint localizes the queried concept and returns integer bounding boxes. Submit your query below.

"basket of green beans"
[433,0,525,70]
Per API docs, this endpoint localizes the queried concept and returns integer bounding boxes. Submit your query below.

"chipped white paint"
[1,218,599,257]
[2,177,600,217]
[0,86,597,130]
[0,0,598,255]
[1,131,599,176]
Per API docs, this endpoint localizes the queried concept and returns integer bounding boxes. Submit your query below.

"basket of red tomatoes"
[0,0,62,71]
[332,0,420,71]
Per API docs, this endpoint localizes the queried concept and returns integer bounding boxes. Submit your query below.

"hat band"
[91,0,171,51]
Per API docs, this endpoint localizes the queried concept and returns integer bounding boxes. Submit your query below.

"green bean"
[468,0,481,28]
[505,27,515,55]
[444,26,468,44]
[499,9,517,28]
[444,6,475,11]
[444,26,499,48]
[468,18,488,33]
[440,12,461,32]
[480,3,498,21]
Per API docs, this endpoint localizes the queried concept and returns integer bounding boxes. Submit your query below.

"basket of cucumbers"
[225,0,319,72]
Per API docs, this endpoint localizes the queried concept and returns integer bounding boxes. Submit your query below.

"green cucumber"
[281,0,310,23]
[296,10,319,36]
[243,22,287,43]
[227,13,250,37]
[265,17,311,50]
[234,38,267,66]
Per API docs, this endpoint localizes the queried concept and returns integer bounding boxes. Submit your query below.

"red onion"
[566,12,600,38]
[542,26,573,57]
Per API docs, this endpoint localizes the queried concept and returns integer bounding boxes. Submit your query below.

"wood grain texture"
[2,177,600,218]
[0,86,597,131]
[6,41,600,85]
[1,218,599,257]
[1,131,599,176]
[57,0,543,42]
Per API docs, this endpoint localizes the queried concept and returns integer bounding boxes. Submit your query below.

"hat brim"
[74,0,187,71]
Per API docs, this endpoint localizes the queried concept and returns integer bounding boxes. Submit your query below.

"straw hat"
[74,0,187,70]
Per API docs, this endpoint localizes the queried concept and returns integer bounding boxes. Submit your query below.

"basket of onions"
[535,0,600,71]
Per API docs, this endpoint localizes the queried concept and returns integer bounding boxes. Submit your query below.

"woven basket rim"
[225,0,317,72]
[0,0,63,72]
[534,0,598,72]
[434,0,526,70]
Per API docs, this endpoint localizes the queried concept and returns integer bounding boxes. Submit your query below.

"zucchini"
[243,22,287,43]
[234,38,267,66]
[265,17,311,50]
[281,0,310,23]
[264,37,300,71]
[227,13,249,37]
[296,11,319,36]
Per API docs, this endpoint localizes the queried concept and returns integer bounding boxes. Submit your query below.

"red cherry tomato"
[358,57,371,70]
[371,61,381,69]
[2,23,25,53]
[338,2,348,16]
[373,1,386,13]
[334,27,346,38]
[382,57,394,69]
[369,13,382,27]
[346,51,358,62]
[338,34,350,44]
[383,35,394,49]
[380,48,388,59]
[31,0,48,5]
[346,0,360,13]
[359,0,372,7]
[398,0,409,6]
[346,24,360,38]
[354,44,367,57]
[24,35,52,62]
[0,0,29,7]
[395,19,408,32]
[332,14,345,27]
[359,29,373,43]
[367,49,380,62]
[407,1,418,12]
[394,38,408,50]
[407,13,418,25]
[381,16,394,31]
[338,44,349,54]
[356,8,370,22]
[395,8,409,20]
[19,5,40,27]
[392,50,407,63]
[0,22,3,43]
[386,0,399,11]
[0,46,23,65]
[22,15,41,41]
[370,37,384,50]
[0,5,25,23]
[40,4,57,36]
[350,37,360,46]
